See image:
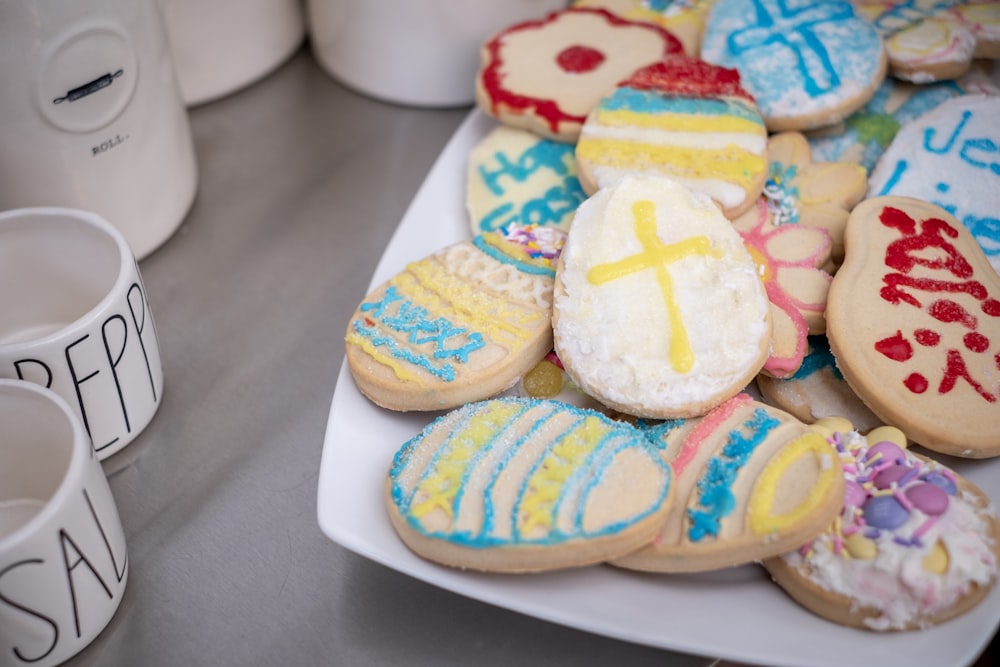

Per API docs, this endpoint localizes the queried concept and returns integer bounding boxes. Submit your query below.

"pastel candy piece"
[872,464,916,490]
[907,482,949,516]
[826,196,1000,458]
[475,7,684,143]
[865,440,906,466]
[385,397,674,572]
[344,226,563,411]
[466,124,587,236]
[924,470,959,496]
[575,57,769,219]
[611,395,845,573]
[764,429,1000,631]
[553,173,772,419]
[867,95,1000,276]
[701,0,886,132]
[844,480,867,508]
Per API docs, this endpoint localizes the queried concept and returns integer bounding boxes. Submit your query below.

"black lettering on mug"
[64,335,106,449]
[12,359,52,388]
[0,559,59,663]
[126,282,158,402]
[59,530,113,639]
[101,314,131,434]
[82,488,127,584]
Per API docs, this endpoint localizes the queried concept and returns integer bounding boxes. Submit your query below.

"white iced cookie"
[553,173,771,419]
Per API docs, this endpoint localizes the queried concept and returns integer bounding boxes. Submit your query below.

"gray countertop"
[67,47,713,667]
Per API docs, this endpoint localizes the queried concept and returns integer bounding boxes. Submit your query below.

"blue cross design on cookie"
[727,0,854,97]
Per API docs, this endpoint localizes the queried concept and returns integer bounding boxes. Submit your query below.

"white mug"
[0,380,128,667]
[157,0,306,106]
[305,0,567,107]
[0,0,198,260]
[0,207,164,460]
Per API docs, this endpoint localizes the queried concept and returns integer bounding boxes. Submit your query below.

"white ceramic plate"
[317,110,1000,667]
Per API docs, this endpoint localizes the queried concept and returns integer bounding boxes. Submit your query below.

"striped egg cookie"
[575,56,769,219]
[345,225,564,412]
[612,394,845,572]
[386,397,674,572]
[764,419,1000,631]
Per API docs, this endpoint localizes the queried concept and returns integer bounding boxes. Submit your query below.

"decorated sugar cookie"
[857,0,1000,83]
[612,394,845,572]
[553,174,771,419]
[764,420,1000,631]
[700,0,886,131]
[466,124,586,235]
[826,196,1000,458]
[732,198,833,378]
[806,75,973,172]
[345,225,564,411]
[572,0,715,56]
[756,335,882,432]
[575,57,769,219]
[475,7,684,143]
[385,397,674,572]
[868,94,1000,275]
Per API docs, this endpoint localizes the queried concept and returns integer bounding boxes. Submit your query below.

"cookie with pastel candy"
[764,418,1000,631]
[611,394,846,572]
[825,196,1000,458]
[344,224,564,412]
[700,0,886,131]
[474,6,684,144]
[385,397,674,572]
[552,173,771,420]
[867,94,1000,275]
[574,56,770,219]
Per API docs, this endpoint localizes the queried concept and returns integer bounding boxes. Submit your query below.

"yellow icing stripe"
[576,139,766,189]
[399,261,538,344]
[519,414,610,535]
[411,401,523,520]
[345,330,424,384]
[597,108,766,135]
[748,432,840,535]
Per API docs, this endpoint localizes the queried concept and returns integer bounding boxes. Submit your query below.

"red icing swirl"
[618,56,757,103]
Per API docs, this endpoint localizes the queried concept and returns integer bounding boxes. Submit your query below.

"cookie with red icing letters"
[825,196,1000,458]
[764,419,1000,631]
[474,7,684,143]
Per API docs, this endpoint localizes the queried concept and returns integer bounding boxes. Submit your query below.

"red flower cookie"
[826,196,1000,458]
[474,7,684,143]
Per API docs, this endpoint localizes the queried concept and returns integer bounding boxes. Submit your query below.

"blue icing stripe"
[472,234,556,277]
[687,407,780,542]
[602,87,763,124]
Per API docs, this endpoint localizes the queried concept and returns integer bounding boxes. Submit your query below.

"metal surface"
[61,48,713,667]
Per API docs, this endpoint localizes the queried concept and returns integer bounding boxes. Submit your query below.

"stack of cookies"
[343,1,1000,634]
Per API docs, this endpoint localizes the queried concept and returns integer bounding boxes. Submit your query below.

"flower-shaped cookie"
[745,131,866,268]
[857,1,1000,82]
[733,199,833,379]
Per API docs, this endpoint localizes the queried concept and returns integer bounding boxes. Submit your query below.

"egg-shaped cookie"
[345,225,564,411]
[826,196,1000,458]
[764,422,1000,631]
[612,395,844,572]
[553,173,771,419]
[386,397,674,572]
[575,57,769,219]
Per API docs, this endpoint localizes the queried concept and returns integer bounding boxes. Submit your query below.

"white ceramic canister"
[0,0,198,260]
[157,0,306,106]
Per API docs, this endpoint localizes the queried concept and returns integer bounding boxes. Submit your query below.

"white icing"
[591,165,747,209]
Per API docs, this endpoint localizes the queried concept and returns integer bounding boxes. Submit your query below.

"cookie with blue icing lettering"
[466,124,586,235]
[700,0,886,131]
[867,94,1000,275]
[385,397,674,572]
[764,420,1000,631]
[553,173,771,419]
[345,226,564,412]
[611,394,845,572]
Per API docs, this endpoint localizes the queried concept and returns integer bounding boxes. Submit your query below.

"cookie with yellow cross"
[553,173,772,419]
